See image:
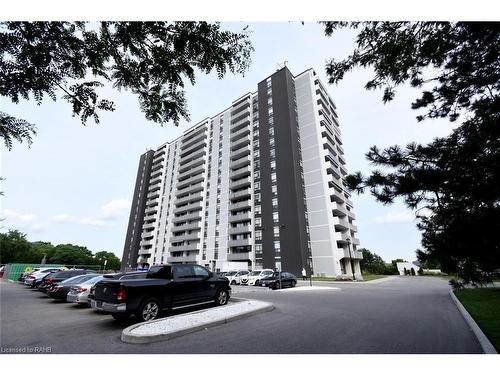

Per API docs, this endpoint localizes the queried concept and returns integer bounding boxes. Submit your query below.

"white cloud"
[79,198,131,226]
[373,211,415,224]
[99,199,131,220]
[0,208,46,231]
[49,214,76,223]
[79,217,112,227]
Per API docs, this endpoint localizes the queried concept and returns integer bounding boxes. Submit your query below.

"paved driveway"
[0,276,482,353]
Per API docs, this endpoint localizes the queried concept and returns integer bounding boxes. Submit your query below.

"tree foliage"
[322,22,500,279]
[0,21,253,149]
[0,230,121,269]
[360,248,386,274]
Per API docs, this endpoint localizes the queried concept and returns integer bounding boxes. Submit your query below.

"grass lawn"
[454,288,500,351]
[361,274,387,281]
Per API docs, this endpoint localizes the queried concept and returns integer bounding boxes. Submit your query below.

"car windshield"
[83,275,104,285]
[249,271,261,276]
[60,274,88,284]
[225,271,237,276]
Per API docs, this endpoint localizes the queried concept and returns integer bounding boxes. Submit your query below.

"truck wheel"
[137,298,161,322]
[215,288,229,306]
[291,280,296,288]
[230,280,236,285]
[111,313,130,321]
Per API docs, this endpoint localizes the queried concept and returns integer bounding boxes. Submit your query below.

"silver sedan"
[66,275,104,305]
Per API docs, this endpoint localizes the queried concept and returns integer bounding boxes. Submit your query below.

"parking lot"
[0,277,483,354]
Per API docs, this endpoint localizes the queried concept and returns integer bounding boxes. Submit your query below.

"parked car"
[260,272,297,289]
[47,274,99,300]
[240,269,275,286]
[88,271,148,307]
[225,270,250,285]
[24,268,64,288]
[0,265,5,278]
[92,264,231,322]
[66,275,104,305]
[37,269,92,293]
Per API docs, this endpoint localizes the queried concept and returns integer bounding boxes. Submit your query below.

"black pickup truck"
[92,264,230,321]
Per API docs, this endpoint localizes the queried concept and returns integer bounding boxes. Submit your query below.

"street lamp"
[346,237,356,281]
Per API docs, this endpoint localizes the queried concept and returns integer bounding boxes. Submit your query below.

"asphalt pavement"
[0,276,483,353]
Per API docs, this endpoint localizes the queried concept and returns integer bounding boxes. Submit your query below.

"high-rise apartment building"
[121,66,362,278]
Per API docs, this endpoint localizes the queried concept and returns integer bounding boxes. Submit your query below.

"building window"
[273,212,279,223]
[255,230,262,240]
[274,226,280,237]
[255,244,263,254]
[270,160,276,170]
[255,217,262,227]
[271,172,277,183]
[272,185,277,194]
[255,205,261,214]
[274,240,280,251]
[272,197,278,208]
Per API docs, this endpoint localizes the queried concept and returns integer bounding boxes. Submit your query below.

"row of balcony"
[171,221,202,233]
[173,201,203,215]
[175,191,203,205]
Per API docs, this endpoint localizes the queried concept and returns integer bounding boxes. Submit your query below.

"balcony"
[231,98,251,116]
[139,238,154,248]
[178,157,205,174]
[181,131,207,151]
[176,177,204,193]
[167,254,198,263]
[181,124,207,145]
[138,248,152,256]
[228,212,252,223]
[229,200,251,211]
[170,232,200,243]
[177,164,205,182]
[228,238,251,247]
[173,201,203,215]
[231,115,251,132]
[352,237,360,246]
[231,137,251,152]
[229,165,251,180]
[172,211,202,223]
[333,216,350,231]
[229,188,251,200]
[144,207,158,216]
[331,202,347,217]
[179,149,206,166]
[146,191,160,200]
[343,248,363,260]
[230,145,251,161]
[229,225,252,235]
[229,176,251,190]
[171,222,201,233]
[227,252,251,261]
[230,125,251,142]
[168,244,199,252]
[180,139,207,158]
[347,209,356,220]
[230,154,251,169]
[176,182,204,198]
[350,223,358,232]
[142,221,156,230]
[175,191,203,205]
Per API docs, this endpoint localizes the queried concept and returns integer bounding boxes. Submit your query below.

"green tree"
[360,248,386,274]
[322,22,500,280]
[49,244,94,266]
[93,251,121,270]
[0,21,253,149]
[28,241,55,263]
[0,230,31,263]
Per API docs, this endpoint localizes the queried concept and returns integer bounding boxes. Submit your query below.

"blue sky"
[1,22,456,262]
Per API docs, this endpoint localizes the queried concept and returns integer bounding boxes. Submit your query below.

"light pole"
[346,238,356,281]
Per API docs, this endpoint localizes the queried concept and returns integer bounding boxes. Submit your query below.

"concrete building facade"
[121,66,362,278]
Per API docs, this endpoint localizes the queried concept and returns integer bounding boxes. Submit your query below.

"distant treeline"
[0,230,121,270]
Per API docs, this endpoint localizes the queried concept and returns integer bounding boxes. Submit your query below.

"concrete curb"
[449,289,497,354]
[121,298,274,344]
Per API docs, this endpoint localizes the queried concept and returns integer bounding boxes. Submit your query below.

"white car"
[241,269,275,286]
[225,270,250,285]
[24,268,64,287]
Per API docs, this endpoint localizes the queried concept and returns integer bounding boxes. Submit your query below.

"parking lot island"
[121,298,274,344]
